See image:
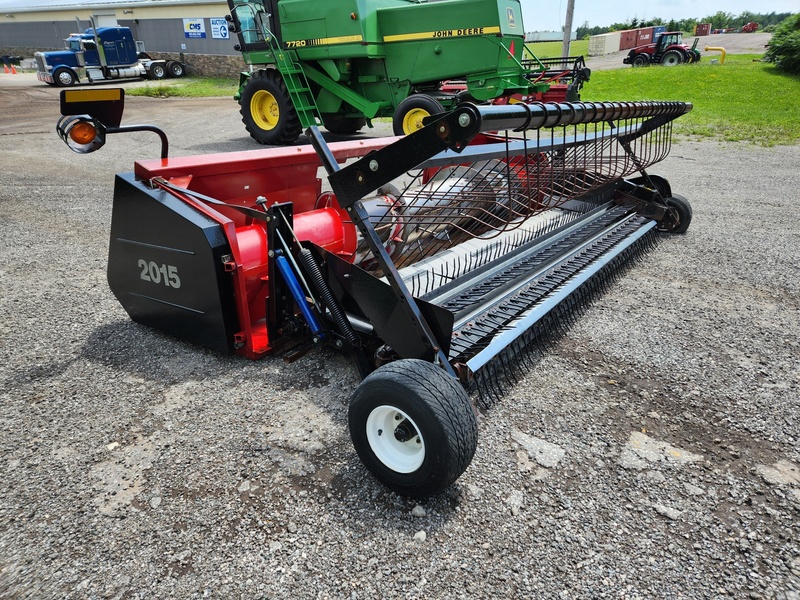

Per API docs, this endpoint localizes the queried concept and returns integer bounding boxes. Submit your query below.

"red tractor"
[741,22,759,33]
[624,31,701,67]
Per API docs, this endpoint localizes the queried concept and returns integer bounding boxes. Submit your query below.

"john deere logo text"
[506,8,517,28]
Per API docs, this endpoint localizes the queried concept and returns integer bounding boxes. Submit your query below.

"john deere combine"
[57,85,693,497]
[226,0,589,143]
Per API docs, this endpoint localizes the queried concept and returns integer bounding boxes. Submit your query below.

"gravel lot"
[0,77,798,599]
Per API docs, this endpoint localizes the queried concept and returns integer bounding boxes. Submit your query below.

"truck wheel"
[239,70,301,145]
[661,50,684,66]
[167,61,185,78]
[149,64,167,80]
[656,194,692,234]
[348,359,478,498]
[632,54,650,67]
[393,95,445,136]
[54,69,77,87]
[322,114,367,135]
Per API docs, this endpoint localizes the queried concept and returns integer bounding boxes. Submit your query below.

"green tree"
[702,11,734,28]
[765,14,800,75]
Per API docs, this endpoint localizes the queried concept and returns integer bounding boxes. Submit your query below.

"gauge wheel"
[392,94,446,136]
[54,69,77,87]
[656,194,693,234]
[239,69,301,145]
[349,359,478,498]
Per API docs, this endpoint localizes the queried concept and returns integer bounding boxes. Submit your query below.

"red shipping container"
[695,23,711,36]
[619,30,638,50]
[636,27,654,45]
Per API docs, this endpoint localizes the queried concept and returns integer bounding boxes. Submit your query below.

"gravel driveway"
[0,82,798,599]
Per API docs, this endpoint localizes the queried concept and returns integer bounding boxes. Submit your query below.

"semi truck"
[35,23,186,87]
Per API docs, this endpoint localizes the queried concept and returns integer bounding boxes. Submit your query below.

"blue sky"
[519,0,798,31]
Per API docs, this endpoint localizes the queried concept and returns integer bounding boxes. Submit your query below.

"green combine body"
[227,0,583,144]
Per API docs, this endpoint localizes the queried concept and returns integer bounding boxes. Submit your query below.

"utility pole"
[561,0,575,58]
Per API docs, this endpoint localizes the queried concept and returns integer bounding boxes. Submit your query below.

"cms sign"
[183,18,207,38]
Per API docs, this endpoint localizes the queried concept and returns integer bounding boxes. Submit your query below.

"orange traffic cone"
[10,64,17,74]
[2,64,8,74]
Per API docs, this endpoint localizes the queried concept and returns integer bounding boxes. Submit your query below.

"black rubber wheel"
[348,359,478,498]
[657,193,692,234]
[149,63,167,80]
[392,94,445,136]
[239,70,301,145]
[661,50,684,66]
[322,113,367,135]
[167,61,185,78]
[54,69,77,87]
[632,54,650,67]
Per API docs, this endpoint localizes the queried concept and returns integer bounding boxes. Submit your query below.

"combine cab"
[56,88,694,498]
[624,31,701,67]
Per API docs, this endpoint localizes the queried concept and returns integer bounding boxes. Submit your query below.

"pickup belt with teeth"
[404,202,657,405]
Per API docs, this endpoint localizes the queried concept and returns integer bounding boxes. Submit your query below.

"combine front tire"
[239,70,301,145]
[661,50,684,66]
[657,194,692,234]
[393,95,445,136]
[348,359,478,498]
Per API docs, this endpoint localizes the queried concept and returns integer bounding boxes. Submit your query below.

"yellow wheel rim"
[402,108,431,134]
[251,89,280,131]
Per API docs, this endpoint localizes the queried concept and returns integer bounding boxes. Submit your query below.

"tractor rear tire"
[348,359,478,498]
[239,70,302,145]
[632,54,650,67]
[393,95,445,136]
[657,194,692,234]
[322,113,367,135]
[661,50,684,66]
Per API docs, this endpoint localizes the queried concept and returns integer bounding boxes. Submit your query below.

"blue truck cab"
[36,27,184,86]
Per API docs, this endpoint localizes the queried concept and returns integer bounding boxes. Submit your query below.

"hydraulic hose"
[297,247,360,347]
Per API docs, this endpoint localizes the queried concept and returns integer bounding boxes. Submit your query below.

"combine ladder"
[265,31,320,128]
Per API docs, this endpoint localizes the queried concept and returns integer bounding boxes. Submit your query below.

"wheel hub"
[252,90,280,131]
[393,418,418,443]
[366,406,425,473]
[403,108,430,134]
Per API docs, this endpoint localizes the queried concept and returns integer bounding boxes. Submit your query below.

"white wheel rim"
[365,405,425,473]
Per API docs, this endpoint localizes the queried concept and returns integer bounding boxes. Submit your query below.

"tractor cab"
[656,32,683,51]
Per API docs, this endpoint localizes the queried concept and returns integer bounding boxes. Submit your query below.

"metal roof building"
[0,0,237,58]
